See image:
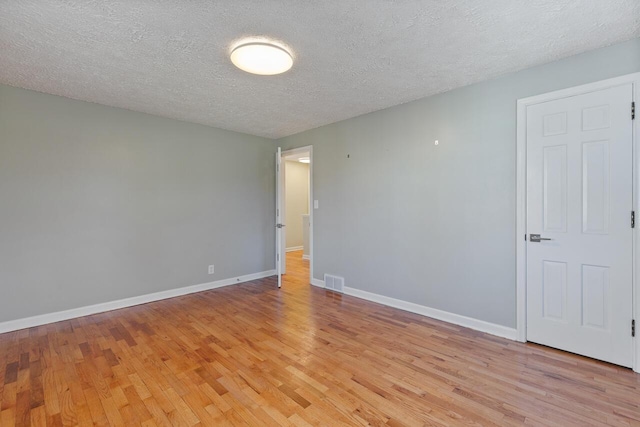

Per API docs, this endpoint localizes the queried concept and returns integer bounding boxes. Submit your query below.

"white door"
[275,147,285,288]
[526,83,634,367]
[280,160,287,276]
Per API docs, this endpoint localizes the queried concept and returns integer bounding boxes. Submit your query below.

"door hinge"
[632,101,635,120]
[632,211,635,228]
[632,319,636,337]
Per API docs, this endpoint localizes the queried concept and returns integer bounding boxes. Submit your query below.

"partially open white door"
[526,83,634,367]
[276,147,283,288]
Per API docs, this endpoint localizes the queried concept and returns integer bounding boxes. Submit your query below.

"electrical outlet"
[208,265,214,274]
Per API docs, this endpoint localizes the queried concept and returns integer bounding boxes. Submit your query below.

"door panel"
[526,83,633,367]
[582,141,610,234]
[542,260,567,321]
[581,264,609,329]
[543,145,567,232]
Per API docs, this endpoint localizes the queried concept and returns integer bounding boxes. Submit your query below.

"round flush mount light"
[230,41,293,76]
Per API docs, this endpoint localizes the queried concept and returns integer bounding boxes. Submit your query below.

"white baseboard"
[0,270,276,334]
[310,278,325,288]
[311,280,516,340]
[286,246,304,252]
[302,255,310,260]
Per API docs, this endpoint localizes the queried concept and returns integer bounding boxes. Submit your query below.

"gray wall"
[0,85,275,322]
[279,38,640,328]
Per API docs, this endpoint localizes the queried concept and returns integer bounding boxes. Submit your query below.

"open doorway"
[277,146,313,287]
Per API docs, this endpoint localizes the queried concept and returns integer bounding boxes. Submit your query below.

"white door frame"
[280,146,314,285]
[276,147,283,288]
[516,72,640,373]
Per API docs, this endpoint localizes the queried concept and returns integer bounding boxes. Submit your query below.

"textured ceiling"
[1,1,639,139]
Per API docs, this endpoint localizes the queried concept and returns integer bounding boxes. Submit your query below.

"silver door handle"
[276,224,286,228]
[529,234,552,242]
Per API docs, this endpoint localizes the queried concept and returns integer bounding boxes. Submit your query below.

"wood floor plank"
[1,250,639,426]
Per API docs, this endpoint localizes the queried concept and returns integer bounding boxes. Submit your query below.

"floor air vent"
[324,274,344,293]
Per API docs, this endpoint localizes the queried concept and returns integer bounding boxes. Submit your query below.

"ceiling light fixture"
[298,157,310,163]
[230,41,293,76]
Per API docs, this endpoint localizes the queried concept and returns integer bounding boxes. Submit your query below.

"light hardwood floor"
[1,250,639,426]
